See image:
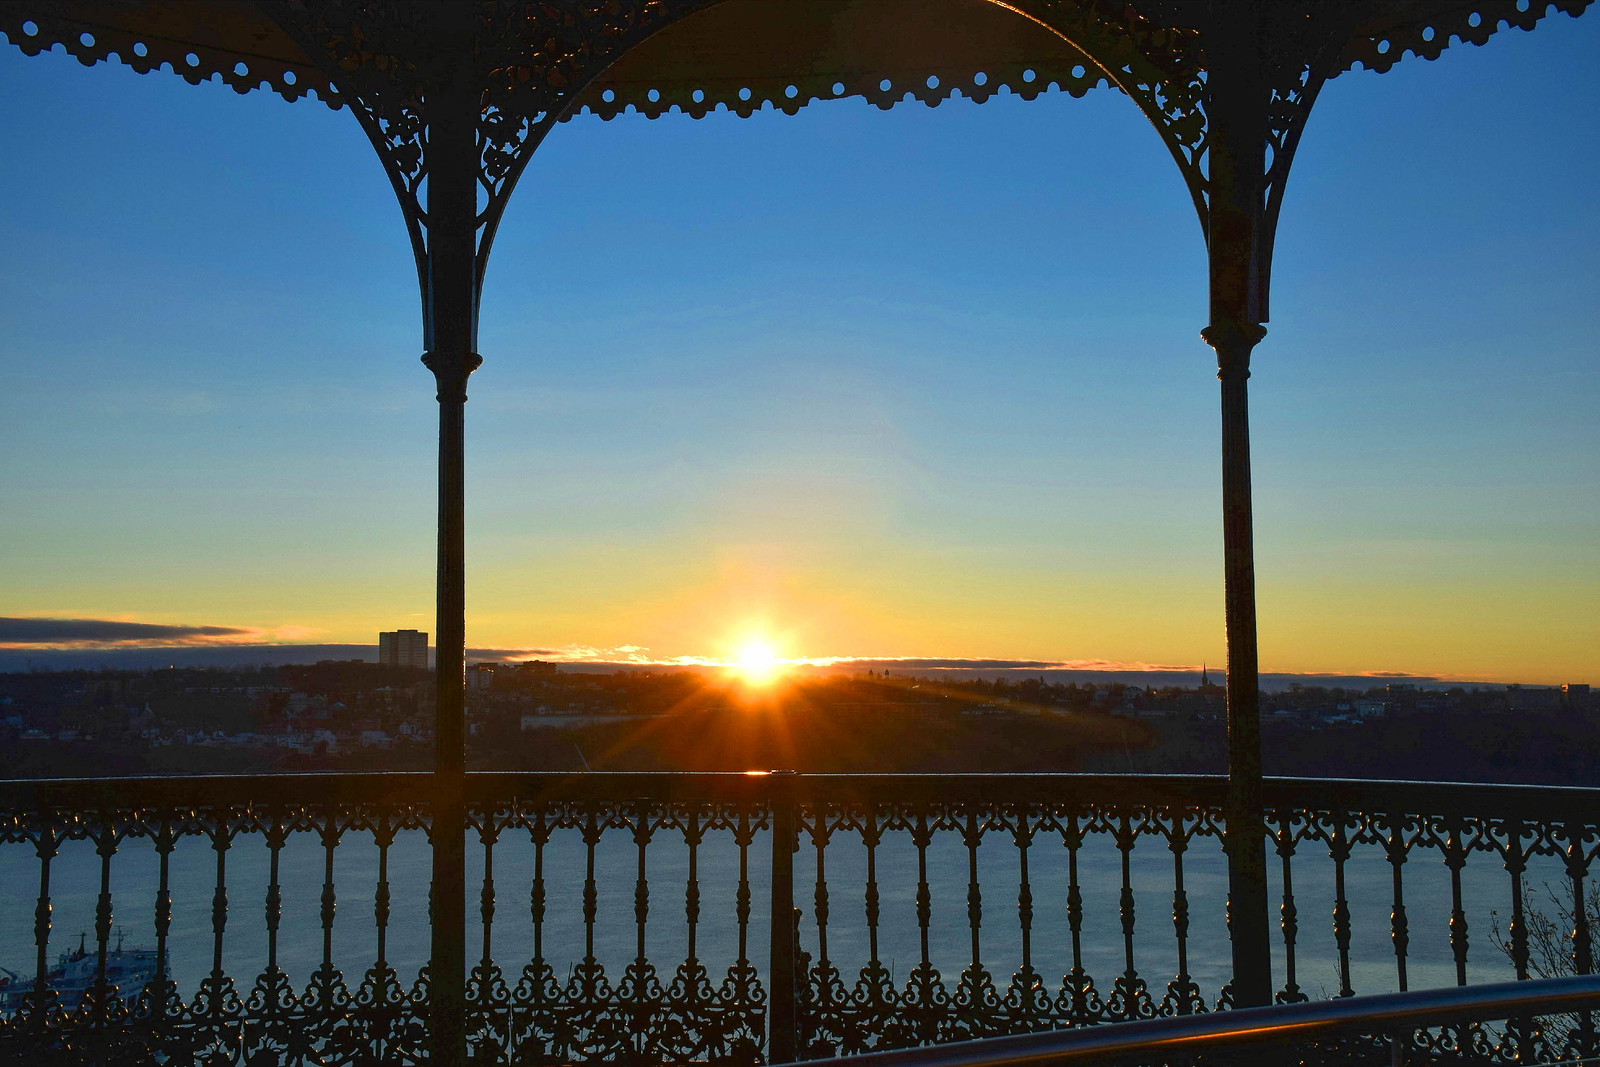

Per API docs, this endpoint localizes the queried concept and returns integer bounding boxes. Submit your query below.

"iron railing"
[784,974,1600,1067]
[0,772,1595,1065]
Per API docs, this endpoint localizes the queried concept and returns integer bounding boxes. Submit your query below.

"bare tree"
[1490,879,1600,1053]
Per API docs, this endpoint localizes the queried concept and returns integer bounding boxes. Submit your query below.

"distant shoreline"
[0,644,1534,691]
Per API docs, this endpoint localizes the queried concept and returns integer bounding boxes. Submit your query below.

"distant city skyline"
[1,15,1596,684]
[0,634,1585,693]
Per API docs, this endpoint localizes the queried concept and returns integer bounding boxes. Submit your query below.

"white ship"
[0,931,165,1013]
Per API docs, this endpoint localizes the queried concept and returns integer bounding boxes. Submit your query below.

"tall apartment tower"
[378,629,429,669]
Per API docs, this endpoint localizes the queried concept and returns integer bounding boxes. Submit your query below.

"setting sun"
[733,637,784,686]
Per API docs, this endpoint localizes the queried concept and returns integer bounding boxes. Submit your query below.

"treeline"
[1081,707,1600,786]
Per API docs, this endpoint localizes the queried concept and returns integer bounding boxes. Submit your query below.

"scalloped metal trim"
[1,0,1589,124]
[566,59,1111,121]
[1338,0,1590,76]
[0,4,341,108]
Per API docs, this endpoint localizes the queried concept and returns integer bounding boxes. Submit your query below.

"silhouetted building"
[379,629,429,670]
[1563,683,1591,710]
[1505,685,1561,712]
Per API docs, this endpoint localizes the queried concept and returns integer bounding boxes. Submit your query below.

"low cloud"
[820,657,1201,672]
[483,647,1202,673]
[501,644,661,664]
[0,617,318,649]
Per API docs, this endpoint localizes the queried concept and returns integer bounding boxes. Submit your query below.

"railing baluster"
[1006,808,1046,1027]
[322,817,337,971]
[152,817,175,1012]
[1498,817,1535,1063]
[631,801,654,1054]
[674,805,711,1061]
[305,810,343,1018]
[1444,816,1469,987]
[809,808,834,1042]
[1016,817,1033,979]
[264,815,283,978]
[568,810,609,1059]
[1109,813,1150,1019]
[194,815,242,1042]
[914,815,931,975]
[514,808,555,1063]
[813,821,830,973]
[1384,812,1410,993]
[212,828,229,984]
[864,809,881,975]
[630,809,643,959]
[1163,823,1203,1015]
[478,824,492,973]
[1059,810,1099,1026]
[906,811,940,1045]
[730,807,760,1057]
[1565,818,1595,1057]
[736,810,751,969]
[857,806,895,1049]
[367,810,401,1055]
[530,811,546,967]
[1119,818,1136,986]
[91,819,116,1027]
[374,811,419,1059]
[379,818,394,975]
[1274,812,1303,1003]
[1567,822,1594,976]
[954,807,997,1038]
[684,810,699,964]
[31,829,57,1028]
[248,809,294,1061]
[582,811,600,971]
[966,811,982,977]
[1502,819,1529,980]
[1328,814,1354,997]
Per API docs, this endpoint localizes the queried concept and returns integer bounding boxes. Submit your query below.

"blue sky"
[1,10,1596,682]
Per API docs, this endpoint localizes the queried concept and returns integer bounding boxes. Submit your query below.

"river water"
[0,819,1562,1010]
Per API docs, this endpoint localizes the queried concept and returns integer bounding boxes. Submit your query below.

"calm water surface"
[0,819,1560,1008]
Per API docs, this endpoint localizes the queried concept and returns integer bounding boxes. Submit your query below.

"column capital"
[1201,320,1267,380]
[421,351,484,403]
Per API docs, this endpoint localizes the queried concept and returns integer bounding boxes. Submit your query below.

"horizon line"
[0,641,1567,687]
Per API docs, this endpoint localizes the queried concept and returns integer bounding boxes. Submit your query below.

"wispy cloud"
[497,644,665,664]
[818,657,1205,673]
[0,617,323,649]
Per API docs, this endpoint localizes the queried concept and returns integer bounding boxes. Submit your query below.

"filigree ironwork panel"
[254,0,729,322]
[788,796,1223,1057]
[461,798,772,1065]
[0,795,434,1066]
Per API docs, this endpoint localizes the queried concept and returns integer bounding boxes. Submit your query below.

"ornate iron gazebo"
[1,2,1591,1065]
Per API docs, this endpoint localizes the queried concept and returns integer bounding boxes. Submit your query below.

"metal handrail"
[771,976,1600,1067]
[2,771,1596,820]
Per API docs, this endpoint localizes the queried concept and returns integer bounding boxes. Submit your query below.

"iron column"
[1202,0,1273,1008]
[422,57,482,1067]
